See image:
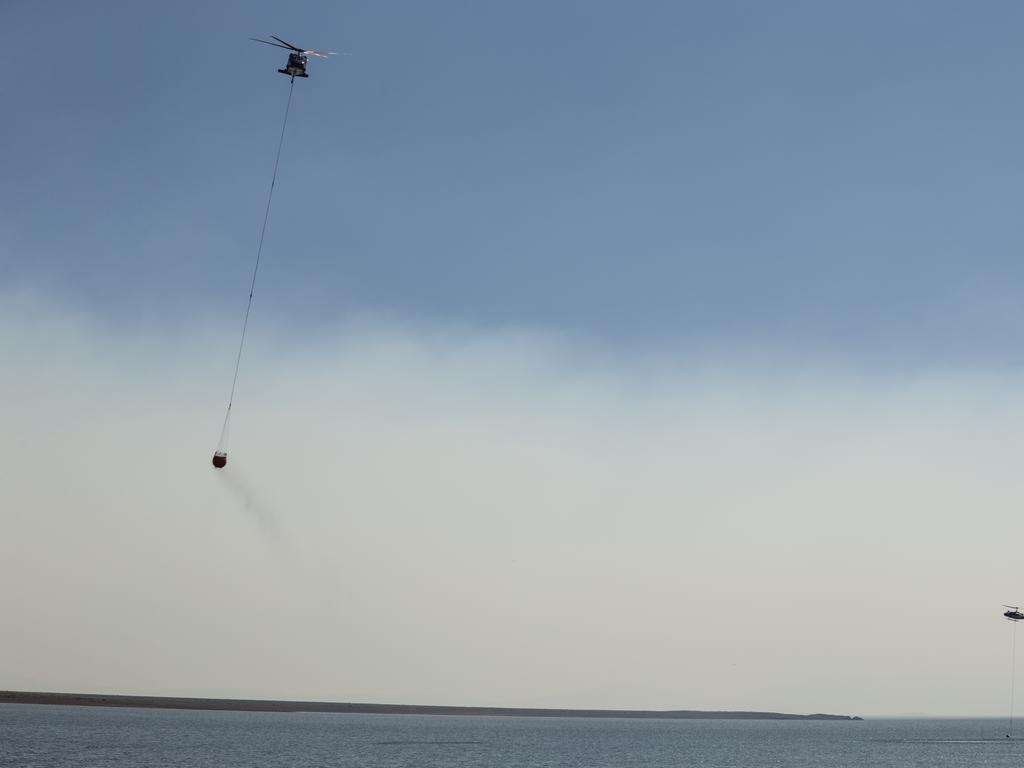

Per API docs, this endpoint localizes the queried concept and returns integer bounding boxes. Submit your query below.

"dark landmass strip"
[0,691,862,720]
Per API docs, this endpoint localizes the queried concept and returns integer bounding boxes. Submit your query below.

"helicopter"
[1004,605,1024,621]
[250,35,335,79]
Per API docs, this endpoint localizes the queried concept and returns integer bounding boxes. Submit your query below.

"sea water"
[3,704,1024,767]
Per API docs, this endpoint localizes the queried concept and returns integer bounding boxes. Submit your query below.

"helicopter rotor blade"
[1005,605,1020,609]
[250,37,294,50]
[270,35,304,52]
[303,50,337,58]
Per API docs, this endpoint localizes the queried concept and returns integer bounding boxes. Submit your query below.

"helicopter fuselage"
[278,52,309,78]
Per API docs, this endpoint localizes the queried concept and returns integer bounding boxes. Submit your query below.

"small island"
[0,691,861,720]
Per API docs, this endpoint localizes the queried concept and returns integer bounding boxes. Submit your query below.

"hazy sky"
[4,0,1024,717]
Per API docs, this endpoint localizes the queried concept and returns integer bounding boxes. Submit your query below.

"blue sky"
[6,1,1024,363]
[7,2,1024,716]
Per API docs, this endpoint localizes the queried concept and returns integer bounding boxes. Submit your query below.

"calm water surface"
[3,704,1023,767]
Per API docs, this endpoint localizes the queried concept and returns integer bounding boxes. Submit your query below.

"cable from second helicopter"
[1010,618,1019,739]
[213,78,296,469]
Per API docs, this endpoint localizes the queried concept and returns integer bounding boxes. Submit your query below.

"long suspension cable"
[1011,621,1019,739]
[219,79,296,443]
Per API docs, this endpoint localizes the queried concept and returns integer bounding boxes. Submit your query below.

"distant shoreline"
[0,691,862,721]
